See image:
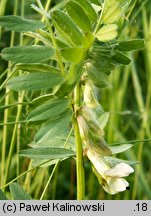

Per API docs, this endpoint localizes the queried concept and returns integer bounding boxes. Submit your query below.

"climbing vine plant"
[0,0,145,200]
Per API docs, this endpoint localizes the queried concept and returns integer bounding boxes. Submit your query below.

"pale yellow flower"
[87,149,134,195]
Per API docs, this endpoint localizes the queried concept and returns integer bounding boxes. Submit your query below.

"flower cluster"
[77,80,134,195]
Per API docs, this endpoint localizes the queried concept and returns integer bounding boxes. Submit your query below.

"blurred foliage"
[0,0,151,200]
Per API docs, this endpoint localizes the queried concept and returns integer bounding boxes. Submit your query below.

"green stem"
[40,161,59,200]
[16,0,25,179]
[0,0,8,41]
[4,92,25,185]
[1,0,19,187]
[74,120,85,200]
[74,84,85,200]
[24,161,32,192]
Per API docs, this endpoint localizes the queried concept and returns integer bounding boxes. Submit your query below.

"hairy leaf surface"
[52,10,83,46]
[19,147,75,159]
[110,144,133,154]
[0,190,8,200]
[66,1,92,32]
[2,46,55,63]
[112,51,131,65]
[7,72,62,91]
[73,0,97,22]
[0,15,45,31]
[35,109,72,143]
[119,39,145,51]
[27,98,69,122]
[16,63,60,73]
[9,183,31,200]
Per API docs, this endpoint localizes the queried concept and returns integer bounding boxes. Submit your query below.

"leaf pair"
[113,39,145,65]
[52,0,97,46]
[21,106,74,163]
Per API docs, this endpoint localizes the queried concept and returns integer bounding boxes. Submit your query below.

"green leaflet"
[0,15,45,32]
[1,46,55,63]
[52,10,83,46]
[56,38,70,48]
[16,63,60,73]
[60,47,84,63]
[101,1,123,24]
[112,51,131,65]
[9,183,31,200]
[24,31,53,47]
[55,63,83,97]
[35,109,72,143]
[30,136,75,149]
[118,39,145,51]
[30,136,75,168]
[96,24,118,42]
[82,32,94,49]
[66,1,92,32]
[110,144,133,154]
[28,94,54,111]
[73,0,97,22]
[27,98,69,122]
[19,147,75,159]
[7,72,62,91]
[0,190,8,200]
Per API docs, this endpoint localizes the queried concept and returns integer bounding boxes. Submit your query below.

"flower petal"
[104,162,134,177]
[103,183,117,195]
[107,177,129,193]
[87,150,109,176]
